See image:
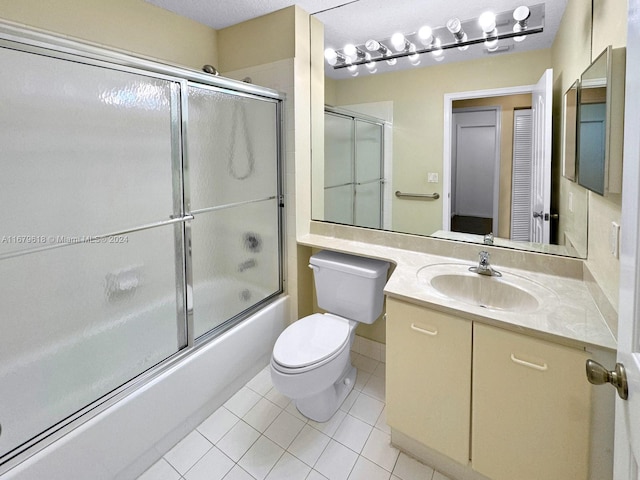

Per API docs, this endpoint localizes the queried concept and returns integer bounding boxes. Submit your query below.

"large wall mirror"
[310,0,590,258]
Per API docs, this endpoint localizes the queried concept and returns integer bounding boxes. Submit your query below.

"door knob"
[533,211,544,219]
[585,359,628,400]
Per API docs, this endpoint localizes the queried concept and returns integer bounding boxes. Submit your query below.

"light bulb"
[365,39,380,52]
[324,48,338,65]
[343,44,357,59]
[365,61,377,73]
[513,24,527,42]
[408,44,420,65]
[485,38,499,50]
[457,33,469,51]
[513,6,530,23]
[386,58,397,66]
[479,11,496,33]
[418,26,434,46]
[391,32,407,52]
[446,18,462,34]
[431,38,443,58]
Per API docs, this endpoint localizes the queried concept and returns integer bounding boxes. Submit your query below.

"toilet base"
[295,365,357,422]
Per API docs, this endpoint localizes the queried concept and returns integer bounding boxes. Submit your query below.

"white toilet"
[271,250,389,422]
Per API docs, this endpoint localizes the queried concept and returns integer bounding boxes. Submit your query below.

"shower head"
[202,64,219,75]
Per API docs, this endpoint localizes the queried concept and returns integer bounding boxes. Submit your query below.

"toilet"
[271,250,389,422]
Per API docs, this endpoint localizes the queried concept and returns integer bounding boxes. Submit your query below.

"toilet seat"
[272,313,351,371]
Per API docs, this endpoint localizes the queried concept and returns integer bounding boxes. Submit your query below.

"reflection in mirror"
[562,80,579,182]
[311,2,589,259]
[577,47,609,195]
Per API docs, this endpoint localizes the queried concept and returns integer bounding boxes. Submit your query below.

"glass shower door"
[186,85,281,339]
[354,120,383,228]
[0,47,185,458]
[324,113,355,224]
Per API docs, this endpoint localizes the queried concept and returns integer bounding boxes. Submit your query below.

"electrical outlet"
[428,172,439,183]
[610,222,620,258]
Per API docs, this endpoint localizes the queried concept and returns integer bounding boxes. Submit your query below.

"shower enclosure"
[324,108,384,229]
[0,24,283,471]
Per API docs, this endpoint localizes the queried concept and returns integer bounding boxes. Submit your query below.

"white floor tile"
[184,446,235,480]
[354,370,372,391]
[138,458,180,480]
[308,409,346,437]
[238,436,284,480]
[349,393,385,426]
[243,398,282,433]
[351,353,379,374]
[217,421,261,462]
[392,453,435,480]
[264,410,306,449]
[433,471,452,480]
[306,469,329,480]
[361,428,399,472]
[198,407,240,444]
[265,452,311,480]
[314,440,358,480]
[225,387,262,418]
[371,362,386,379]
[246,369,274,396]
[285,400,310,422]
[223,465,256,480]
[374,407,391,435]
[265,386,290,408]
[339,390,359,413]
[333,414,373,454]
[164,431,212,475]
[348,456,391,480]
[287,425,331,467]
[362,375,385,402]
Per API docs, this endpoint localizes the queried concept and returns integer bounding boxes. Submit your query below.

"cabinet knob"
[585,359,628,400]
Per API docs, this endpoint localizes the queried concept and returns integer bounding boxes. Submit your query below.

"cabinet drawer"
[386,298,472,464]
[472,323,591,480]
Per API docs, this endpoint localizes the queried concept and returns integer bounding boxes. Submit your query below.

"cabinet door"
[386,299,472,464]
[472,323,591,480]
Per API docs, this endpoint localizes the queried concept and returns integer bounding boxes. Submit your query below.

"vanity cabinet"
[385,298,472,464]
[472,323,590,480]
[386,299,592,480]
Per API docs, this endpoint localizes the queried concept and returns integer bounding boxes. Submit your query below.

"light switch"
[428,172,439,183]
[610,222,620,258]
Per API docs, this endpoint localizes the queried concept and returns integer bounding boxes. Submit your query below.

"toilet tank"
[310,250,390,324]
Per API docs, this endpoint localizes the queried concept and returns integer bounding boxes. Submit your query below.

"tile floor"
[138,347,452,480]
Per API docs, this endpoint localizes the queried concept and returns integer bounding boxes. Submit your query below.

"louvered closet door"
[511,109,533,241]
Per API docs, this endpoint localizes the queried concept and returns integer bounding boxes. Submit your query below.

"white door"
[530,68,553,244]
[452,109,499,233]
[614,2,640,476]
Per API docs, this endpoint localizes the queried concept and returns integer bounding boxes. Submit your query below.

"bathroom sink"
[416,263,551,312]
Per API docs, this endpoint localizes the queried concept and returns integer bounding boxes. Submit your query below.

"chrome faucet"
[469,251,502,277]
[483,232,494,245]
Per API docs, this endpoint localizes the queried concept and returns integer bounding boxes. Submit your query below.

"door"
[452,109,499,234]
[614,2,640,476]
[530,69,553,244]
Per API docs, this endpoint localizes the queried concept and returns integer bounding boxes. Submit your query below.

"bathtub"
[2,294,289,480]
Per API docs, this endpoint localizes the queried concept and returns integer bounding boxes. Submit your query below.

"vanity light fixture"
[325,4,544,71]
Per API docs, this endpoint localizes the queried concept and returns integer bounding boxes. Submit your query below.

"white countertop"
[299,233,617,351]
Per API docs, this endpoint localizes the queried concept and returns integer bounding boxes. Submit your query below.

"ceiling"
[145,0,568,79]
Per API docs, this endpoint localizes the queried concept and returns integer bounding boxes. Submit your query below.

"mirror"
[562,80,579,182]
[577,47,609,195]
[576,45,625,197]
[311,4,590,259]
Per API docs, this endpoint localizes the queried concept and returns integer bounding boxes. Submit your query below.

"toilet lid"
[273,313,350,369]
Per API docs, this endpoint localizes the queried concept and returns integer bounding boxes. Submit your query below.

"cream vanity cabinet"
[386,298,592,480]
[385,298,472,465]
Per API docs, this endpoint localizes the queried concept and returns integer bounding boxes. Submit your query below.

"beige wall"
[453,95,533,239]
[552,0,627,314]
[0,0,218,70]
[328,49,551,236]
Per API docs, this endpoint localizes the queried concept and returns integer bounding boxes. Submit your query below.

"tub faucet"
[469,251,502,277]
